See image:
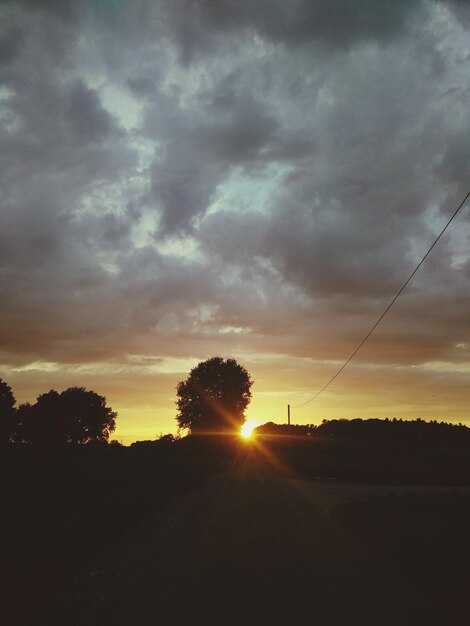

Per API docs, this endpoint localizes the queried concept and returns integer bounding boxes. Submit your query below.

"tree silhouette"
[13,387,117,447]
[176,357,253,434]
[0,378,16,444]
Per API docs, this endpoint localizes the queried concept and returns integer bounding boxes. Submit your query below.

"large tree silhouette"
[13,387,117,447]
[176,357,253,434]
[0,378,16,444]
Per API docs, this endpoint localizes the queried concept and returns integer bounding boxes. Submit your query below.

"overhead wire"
[293,190,470,409]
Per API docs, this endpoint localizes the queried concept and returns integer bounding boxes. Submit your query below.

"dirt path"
[34,454,444,625]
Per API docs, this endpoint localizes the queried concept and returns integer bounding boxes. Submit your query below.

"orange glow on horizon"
[12,358,470,446]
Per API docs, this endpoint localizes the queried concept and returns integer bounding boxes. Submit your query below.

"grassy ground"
[3,435,470,625]
[32,455,438,626]
[1,442,230,626]
[331,490,470,623]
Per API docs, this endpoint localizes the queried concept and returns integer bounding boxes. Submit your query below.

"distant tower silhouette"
[287,404,291,426]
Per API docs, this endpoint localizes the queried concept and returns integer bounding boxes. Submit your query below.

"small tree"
[176,357,253,434]
[0,378,16,444]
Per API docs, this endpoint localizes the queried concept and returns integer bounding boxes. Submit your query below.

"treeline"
[255,417,470,446]
[4,370,470,450]
[0,378,117,447]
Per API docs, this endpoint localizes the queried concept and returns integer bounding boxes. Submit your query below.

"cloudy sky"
[1,0,469,443]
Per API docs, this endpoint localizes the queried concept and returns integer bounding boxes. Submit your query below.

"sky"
[1,0,470,444]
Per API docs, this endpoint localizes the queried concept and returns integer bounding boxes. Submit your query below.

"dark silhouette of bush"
[130,433,178,451]
[13,387,117,447]
[0,378,16,444]
[255,421,317,437]
[176,357,253,434]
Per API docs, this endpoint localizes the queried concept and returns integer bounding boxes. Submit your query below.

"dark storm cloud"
[67,80,115,142]
[446,0,470,21]
[1,0,470,391]
[146,79,282,234]
[0,21,22,65]
[15,0,79,19]
[196,9,467,315]
[160,0,424,63]
[0,0,140,365]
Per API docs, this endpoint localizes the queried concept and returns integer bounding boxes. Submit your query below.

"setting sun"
[241,420,258,439]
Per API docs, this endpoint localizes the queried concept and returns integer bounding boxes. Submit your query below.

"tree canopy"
[13,386,117,447]
[176,357,253,434]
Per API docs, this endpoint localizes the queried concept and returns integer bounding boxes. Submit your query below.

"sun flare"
[240,420,257,439]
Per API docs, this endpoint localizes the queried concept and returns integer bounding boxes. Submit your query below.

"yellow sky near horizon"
[4,353,470,446]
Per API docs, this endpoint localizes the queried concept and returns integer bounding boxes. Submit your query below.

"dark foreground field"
[3,435,470,625]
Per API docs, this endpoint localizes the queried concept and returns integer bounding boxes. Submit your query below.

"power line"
[293,190,470,409]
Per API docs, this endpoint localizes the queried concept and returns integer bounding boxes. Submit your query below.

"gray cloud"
[146,80,282,234]
[159,0,425,64]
